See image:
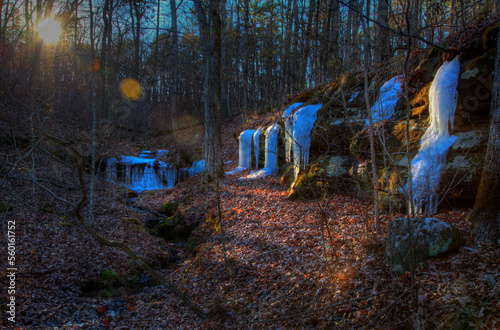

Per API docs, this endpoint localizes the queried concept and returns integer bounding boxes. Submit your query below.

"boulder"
[386,217,465,275]
[287,155,356,200]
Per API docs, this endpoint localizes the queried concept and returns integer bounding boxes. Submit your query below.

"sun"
[38,18,61,43]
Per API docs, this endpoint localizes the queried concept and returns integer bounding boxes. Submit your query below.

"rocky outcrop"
[263,22,496,210]
[386,217,465,275]
[319,26,493,209]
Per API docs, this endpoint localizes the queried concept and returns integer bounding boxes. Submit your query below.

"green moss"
[291,162,327,199]
[187,237,199,253]
[157,216,178,231]
[121,218,140,226]
[279,163,295,185]
[158,201,178,216]
[101,270,119,283]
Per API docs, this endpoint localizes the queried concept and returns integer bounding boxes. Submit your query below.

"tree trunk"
[469,29,500,244]
[300,0,314,89]
[193,0,223,180]
[361,10,380,234]
[242,0,249,112]
[100,0,112,122]
[170,0,178,131]
[375,0,389,63]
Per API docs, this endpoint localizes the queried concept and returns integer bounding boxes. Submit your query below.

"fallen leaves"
[2,113,498,329]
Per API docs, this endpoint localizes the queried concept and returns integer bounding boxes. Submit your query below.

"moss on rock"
[386,217,465,275]
[158,201,178,217]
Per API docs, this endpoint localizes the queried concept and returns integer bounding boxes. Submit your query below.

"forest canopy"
[1,0,498,134]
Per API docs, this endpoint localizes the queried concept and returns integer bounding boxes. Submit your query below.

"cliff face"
[287,22,498,210]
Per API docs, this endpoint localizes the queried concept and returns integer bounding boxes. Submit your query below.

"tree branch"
[336,0,458,54]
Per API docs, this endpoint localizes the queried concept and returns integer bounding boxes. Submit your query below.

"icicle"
[291,104,322,179]
[264,124,279,173]
[282,102,303,119]
[253,128,262,169]
[107,152,181,191]
[139,150,156,159]
[226,130,256,175]
[366,75,403,127]
[245,124,280,179]
[190,160,205,177]
[106,158,117,182]
[239,130,255,169]
[160,164,177,189]
[156,150,169,158]
[125,163,132,186]
[408,57,460,216]
[283,103,303,163]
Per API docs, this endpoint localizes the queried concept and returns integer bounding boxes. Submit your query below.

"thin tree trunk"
[242,0,249,112]
[300,0,315,89]
[194,0,223,180]
[170,0,178,131]
[470,29,500,244]
[375,0,389,63]
[88,0,96,225]
[361,12,380,234]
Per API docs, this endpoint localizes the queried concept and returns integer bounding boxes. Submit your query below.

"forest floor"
[1,113,499,329]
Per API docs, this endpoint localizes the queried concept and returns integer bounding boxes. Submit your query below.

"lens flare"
[174,116,202,145]
[38,18,61,43]
[88,60,100,73]
[119,78,142,101]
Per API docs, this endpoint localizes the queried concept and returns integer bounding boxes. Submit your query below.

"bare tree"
[469,28,500,244]
[193,0,224,180]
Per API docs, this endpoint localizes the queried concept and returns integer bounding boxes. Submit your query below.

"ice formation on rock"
[245,124,280,179]
[264,124,279,173]
[106,151,204,192]
[253,128,262,169]
[226,129,256,175]
[409,57,460,215]
[156,150,169,158]
[106,158,117,182]
[236,104,321,180]
[366,75,403,126]
[139,150,156,159]
[348,91,360,103]
[283,103,303,162]
[188,160,205,177]
[282,102,303,119]
[290,104,322,178]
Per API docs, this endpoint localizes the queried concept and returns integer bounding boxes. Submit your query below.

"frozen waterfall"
[226,129,256,175]
[290,104,322,179]
[366,75,402,127]
[264,124,279,173]
[246,124,280,179]
[408,57,460,215]
[231,103,321,180]
[283,103,303,162]
[253,128,262,169]
[106,151,205,192]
